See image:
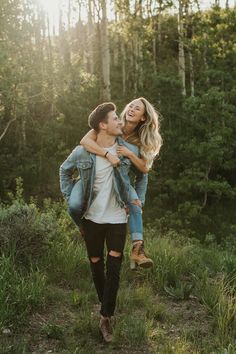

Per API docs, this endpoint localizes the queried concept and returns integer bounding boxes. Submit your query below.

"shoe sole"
[138,261,153,268]
[130,259,153,269]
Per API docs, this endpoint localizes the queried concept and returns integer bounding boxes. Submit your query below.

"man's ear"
[99,121,107,130]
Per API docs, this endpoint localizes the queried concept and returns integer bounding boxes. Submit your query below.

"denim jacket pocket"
[77,161,92,181]
[120,157,131,173]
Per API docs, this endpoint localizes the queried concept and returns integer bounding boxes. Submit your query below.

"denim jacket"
[59,137,148,220]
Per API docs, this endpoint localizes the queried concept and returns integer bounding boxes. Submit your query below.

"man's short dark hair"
[88,102,116,132]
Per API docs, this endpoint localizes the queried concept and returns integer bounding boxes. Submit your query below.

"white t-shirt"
[84,143,127,224]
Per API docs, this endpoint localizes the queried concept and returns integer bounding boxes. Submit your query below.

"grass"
[0,196,236,353]
[0,254,46,331]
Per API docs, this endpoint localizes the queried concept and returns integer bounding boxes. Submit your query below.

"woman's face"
[125,99,146,124]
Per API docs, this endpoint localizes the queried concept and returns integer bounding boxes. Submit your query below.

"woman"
[79,97,162,269]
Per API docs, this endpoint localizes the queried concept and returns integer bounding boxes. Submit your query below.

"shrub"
[0,201,60,266]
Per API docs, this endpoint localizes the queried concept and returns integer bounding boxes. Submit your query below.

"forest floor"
[0,271,222,354]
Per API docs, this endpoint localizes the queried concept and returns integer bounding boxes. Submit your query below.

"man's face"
[101,111,123,136]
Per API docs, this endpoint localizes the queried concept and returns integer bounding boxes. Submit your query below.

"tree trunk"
[21,116,26,148]
[202,163,211,208]
[100,0,111,100]
[152,23,157,73]
[46,14,55,117]
[87,0,94,74]
[134,34,138,95]
[67,0,71,66]
[157,12,162,45]
[121,41,126,95]
[113,9,119,67]
[138,40,143,90]
[189,50,194,97]
[203,33,210,86]
[178,0,186,97]
[59,8,71,67]
[185,2,194,97]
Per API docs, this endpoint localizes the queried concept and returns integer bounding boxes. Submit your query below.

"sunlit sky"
[197,0,235,10]
[37,0,236,33]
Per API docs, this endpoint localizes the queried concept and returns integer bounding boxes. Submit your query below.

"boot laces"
[101,318,112,334]
[138,243,145,255]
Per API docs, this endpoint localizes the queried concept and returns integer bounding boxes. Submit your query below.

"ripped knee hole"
[109,250,122,257]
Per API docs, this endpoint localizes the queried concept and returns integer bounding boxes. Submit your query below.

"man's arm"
[59,147,79,201]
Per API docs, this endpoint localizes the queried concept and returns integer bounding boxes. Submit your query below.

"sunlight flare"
[38,0,60,15]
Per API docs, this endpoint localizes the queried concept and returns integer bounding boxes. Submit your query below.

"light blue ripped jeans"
[68,180,143,242]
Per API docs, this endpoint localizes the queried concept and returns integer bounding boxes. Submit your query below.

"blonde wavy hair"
[120,97,163,167]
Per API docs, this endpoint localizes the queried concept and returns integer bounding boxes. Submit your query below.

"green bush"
[0,201,60,266]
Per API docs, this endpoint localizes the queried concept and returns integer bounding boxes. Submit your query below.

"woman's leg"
[128,187,153,269]
[128,200,143,242]
[68,181,85,232]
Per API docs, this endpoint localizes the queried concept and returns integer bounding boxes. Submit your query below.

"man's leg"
[82,219,105,303]
[97,223,126,343]
[101,223,126,318]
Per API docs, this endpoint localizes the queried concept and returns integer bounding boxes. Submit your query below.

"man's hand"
[117,145,132,158]
[106,152,121,167]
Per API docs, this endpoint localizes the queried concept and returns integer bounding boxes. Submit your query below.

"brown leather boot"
[99,317,113,343]
[130,242,153,270]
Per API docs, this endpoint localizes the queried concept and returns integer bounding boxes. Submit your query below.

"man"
[59,102,147,342]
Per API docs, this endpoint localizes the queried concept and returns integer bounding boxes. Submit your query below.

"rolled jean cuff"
[131,232,143,242]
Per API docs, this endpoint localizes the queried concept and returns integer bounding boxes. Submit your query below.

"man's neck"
[96,132,116,148]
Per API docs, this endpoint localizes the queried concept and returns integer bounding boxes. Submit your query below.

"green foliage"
[46,236,89,287]
[0,254,46,330]
[114,314,153,345]
[0,198,59,267]
[145,236,195,291]
[195,274,236,347]
[40,322,65,340]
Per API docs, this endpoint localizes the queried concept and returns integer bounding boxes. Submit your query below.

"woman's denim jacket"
[59,137,148,221]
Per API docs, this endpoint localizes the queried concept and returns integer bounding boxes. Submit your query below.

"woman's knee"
[131,199,142,207]
[128,200,142,214]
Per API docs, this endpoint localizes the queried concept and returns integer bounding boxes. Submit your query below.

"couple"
[59,98,162,342]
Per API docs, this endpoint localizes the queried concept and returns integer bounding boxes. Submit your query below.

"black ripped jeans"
[82,219,126,317]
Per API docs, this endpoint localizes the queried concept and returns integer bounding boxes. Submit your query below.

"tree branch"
[0,118,17,143]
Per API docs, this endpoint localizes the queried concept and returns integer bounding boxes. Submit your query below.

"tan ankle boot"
[130,242,153,270]
[99,317,113,343]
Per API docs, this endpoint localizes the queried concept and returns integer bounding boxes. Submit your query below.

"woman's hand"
[106,152,121,167]
[116,145,133,158]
